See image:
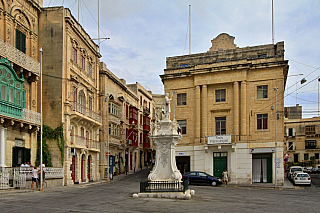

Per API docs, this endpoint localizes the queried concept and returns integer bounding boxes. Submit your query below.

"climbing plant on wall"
[36,123,65,166]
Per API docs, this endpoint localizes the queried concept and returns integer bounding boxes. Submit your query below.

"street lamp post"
[274,87,278,188]
[106,93,110,181]
[39,48,43,190]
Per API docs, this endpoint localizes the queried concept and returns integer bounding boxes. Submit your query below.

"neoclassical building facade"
[39,6,101,185]
[161,33,289,185]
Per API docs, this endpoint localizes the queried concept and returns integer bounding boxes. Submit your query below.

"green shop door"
[213,152,227,178]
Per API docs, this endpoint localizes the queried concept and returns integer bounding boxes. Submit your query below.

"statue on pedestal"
[148,93,182,182]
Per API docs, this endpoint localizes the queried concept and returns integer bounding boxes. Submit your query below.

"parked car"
[287,166,303,181]
[291,171,301,182]
[303,167,313,173]
[182,171,222,186]
[293,172,311,186]
[311,167,320,174]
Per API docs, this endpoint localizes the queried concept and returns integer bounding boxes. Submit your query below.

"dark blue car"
[182,171,222,186]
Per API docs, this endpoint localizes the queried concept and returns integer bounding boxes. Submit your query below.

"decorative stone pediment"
[208,33,237,52]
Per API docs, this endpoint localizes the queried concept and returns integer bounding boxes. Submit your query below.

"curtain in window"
[252,159,261,183]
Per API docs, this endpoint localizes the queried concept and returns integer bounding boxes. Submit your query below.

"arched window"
[0,59,25,115]
[79,90,86,115]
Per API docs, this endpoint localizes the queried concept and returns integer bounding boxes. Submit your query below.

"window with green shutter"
[16,29,26,53]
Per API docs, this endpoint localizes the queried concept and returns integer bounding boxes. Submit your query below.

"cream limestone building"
[284,105,320,165]
[127,82,155,168]
[99,63,155,178]
[0,0,42,168]
[99,62,138,178]
[161,33,289,185]
[39,6,101,185]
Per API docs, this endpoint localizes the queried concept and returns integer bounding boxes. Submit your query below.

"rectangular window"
[88,63,92,76]
[305,125,315,135]
[2,85,6,100]
[305,140,316,149]
[288,128,293,136]
[257,114,268,130]
[81,56,85,69]
[257,85,268,99]
[215,117,226,135]
[9,88,14,102]
[315,153,319,160]
[72,48,77,62]
[177,120,187,134]
[16,91,20,105]
[304,153,309,161]
[177,93,187,106]
[215,89,226,102]
[16,29,26,53]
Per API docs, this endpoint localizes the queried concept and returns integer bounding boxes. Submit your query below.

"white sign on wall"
[207,135,232,145]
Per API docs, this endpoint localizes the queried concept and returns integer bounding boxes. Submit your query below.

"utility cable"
[81,0,109,40]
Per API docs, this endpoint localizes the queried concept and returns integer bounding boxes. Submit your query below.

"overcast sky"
[43,0,320,118]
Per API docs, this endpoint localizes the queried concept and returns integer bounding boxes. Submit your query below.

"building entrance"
[176,156,190,175]
[252,153,272,183]
[213,152,227,178]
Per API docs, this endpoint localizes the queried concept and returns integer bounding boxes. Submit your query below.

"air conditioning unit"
[128,140,132,145]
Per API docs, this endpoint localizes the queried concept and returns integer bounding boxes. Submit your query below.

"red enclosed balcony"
[143,133,150,149]
[129,106,138,126]
[127,128,138,147]
[143,115,150,132]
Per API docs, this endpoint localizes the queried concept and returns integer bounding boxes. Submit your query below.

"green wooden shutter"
[16,30,21,51]
[15,30,26,53]
[21,33,26,53]
[24,148,31,164]
[12,146,17,167]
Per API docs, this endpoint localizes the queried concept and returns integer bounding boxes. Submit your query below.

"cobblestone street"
[1,168,320,213]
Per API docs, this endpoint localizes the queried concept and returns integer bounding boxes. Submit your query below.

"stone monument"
[134,93,194,199]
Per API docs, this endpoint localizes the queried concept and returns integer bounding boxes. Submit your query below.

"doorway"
[81,155,85,182]
[252,153,272,183]
[213,152,227,178]
[71,156,76,182]
[87,155,91,181]
[176,156,190,174]
[294,154,299,163]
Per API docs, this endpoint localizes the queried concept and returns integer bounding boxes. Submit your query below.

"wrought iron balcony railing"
[71,101,102,123]
[70,134,100,149]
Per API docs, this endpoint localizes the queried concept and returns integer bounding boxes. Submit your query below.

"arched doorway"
[87,155,91,181]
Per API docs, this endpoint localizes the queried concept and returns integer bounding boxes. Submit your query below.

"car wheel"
[211,181,217,186]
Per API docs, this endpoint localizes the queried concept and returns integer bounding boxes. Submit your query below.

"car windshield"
[297,174,309,177]
[292,168,302,172]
